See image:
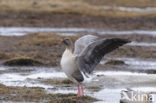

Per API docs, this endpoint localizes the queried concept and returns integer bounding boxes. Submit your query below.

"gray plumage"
[77,38,130,74]
[61,35,130,83]
[74,35,99,55]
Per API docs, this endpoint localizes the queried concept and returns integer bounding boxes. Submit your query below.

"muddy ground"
[0,33,79,66]
[0,33,156,67]
[0,83,97,103]
[1,12,156,30]
[1,31,156,103]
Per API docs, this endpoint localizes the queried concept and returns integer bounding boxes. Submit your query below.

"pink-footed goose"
[60,35,130,96]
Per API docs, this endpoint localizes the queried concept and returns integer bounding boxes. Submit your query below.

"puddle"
[0,72,66,87]
[2,81,53,89]
[95,71,156,85]
[94,88,121,103]
[117,58,156,70]
[102,6,156,12]
[26,72,66,79]
[0,72,66,82]
[0,66,66,88]
[0,72,56,88]
[101,57,156,70]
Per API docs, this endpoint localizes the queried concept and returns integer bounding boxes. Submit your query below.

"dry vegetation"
[105,59,126,65]
[0,33,156,67]
[0,0,156,17]
[84,0,156,7]
[0,33,79,66]
[0,0,155,29]
[0,83,97,103]
[40,78,73,85]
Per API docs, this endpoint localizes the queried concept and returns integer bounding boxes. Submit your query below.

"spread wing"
[74,35,99,55]
[77,38,131,74]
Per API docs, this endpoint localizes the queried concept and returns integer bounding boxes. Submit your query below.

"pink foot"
[77,85,80,96]
[81,85,84,96]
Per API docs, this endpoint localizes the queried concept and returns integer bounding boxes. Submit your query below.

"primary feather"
[76,37,130,74]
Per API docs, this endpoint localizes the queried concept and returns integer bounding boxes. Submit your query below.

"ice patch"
[102,6,156,12]
[0,71,66,88]
[98,30,156,36]
[26,72,67,79]
[0,27,94,36]
[128,41,156,47]
[94,88,121,103]
[94,71,148,76]
[0,27,156,36]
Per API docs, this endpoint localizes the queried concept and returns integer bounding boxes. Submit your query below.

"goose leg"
[77,84,80,96]
[81,85,84,96]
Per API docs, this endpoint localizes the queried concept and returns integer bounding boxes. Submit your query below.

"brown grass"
[0,0,156,17]
[40,78,73,85]
[84,0,156,7]
[0,83,97,103]
[16,33,79,46]
[0,33,80,66]
[105,59,126,65]
[87,86,101,92]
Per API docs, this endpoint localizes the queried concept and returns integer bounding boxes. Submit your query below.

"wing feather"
[77,38,131,74]
[74,35,98,55]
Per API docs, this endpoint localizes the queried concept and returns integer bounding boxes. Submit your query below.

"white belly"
[61,56,75,76]
[60,49,76,78]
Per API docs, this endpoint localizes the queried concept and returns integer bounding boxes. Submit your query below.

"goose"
[60,35,130,96]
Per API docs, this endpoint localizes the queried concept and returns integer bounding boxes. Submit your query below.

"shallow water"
[47,71,156,103]
[101,57,156,70]
[47,70,156,103]
[1,66,156,103]
[94,87,156,103]
[0,66,65,88]
[117,57,156,70]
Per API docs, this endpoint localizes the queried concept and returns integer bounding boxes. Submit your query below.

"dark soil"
[3,57,44,66]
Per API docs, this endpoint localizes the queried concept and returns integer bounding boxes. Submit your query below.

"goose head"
[62,38,73,52]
